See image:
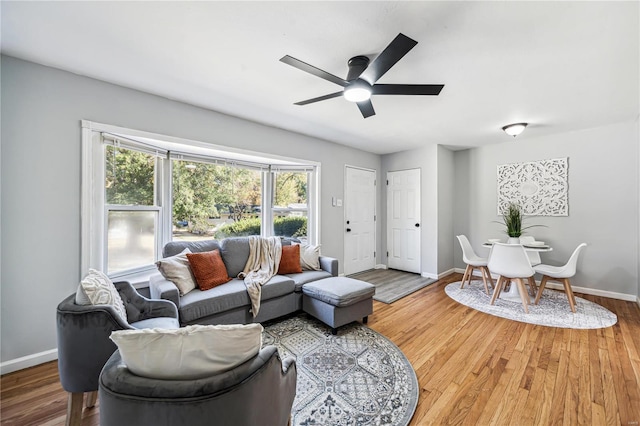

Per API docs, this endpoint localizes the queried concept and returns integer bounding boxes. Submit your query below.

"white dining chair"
[533,243,587,313]
[519,236,541,266]
[456,235,493,294]
[487,243,537,313]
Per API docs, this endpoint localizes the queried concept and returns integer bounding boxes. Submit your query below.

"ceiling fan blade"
[372,84,444,96]
[294,91,343,106]
[357,100,376,118]
[359,33,418,85]
[280,55,348,87]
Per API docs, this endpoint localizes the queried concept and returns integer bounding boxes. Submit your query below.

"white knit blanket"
[238,236,282,317]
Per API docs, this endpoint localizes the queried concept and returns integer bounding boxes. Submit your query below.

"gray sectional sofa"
[149,237,338,326]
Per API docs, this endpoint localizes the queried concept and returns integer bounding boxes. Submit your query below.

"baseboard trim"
[461,269,637,302]
[375,264,388,270]
[430,269,456,280]
[1,348,58,375]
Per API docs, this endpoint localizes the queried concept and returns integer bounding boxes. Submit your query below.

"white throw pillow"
[75,269,128,323]
[155,248,197,295]
[110,323,264,380]
[296,243,322,271]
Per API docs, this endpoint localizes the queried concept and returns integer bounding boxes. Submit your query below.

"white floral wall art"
[497,157,568,216]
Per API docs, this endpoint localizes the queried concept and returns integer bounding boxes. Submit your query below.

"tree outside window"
[105,145,158,274]
[272,171,308,241]
[172,161,262,241]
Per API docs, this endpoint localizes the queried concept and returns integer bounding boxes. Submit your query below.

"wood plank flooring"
[1,272,639,425]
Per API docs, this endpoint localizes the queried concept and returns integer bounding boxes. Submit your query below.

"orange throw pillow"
[186,249,232,291]
[278,244,302,274]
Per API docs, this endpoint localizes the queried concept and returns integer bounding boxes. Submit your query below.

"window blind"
[102,133,168,157]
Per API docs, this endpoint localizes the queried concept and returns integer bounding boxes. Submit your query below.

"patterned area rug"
[262,314,418,426]
[445,281,617,329]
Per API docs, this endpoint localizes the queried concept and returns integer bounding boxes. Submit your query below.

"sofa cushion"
[156,248,197,296]
[286,270,333,291]
[302,277,375,307]
[163,239,221,258]
[219,237,251,278]
[178,276,295,323]
[187,249,232,291]
[278,245,302,274]
[130,316,180,329]
[109,323,263,380]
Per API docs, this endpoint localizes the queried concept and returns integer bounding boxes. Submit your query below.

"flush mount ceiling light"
[502,123,528,137]
[343,80,372,102]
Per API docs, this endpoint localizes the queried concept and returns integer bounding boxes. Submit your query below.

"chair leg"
[490,276,504,305]
[461,264,471,288]
[568,280,578,308]
[66,392,83,426]
[515,278,529,313]
[534,276,548,305]
[482,266,494,289]
[562,278,577,313]
[527,276,538,296]
[480,267,490,295]
[85,390,98,408]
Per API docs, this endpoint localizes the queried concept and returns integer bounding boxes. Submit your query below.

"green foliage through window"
[215,216,307,239]
[105,146,155,205]
[172,161,261,234]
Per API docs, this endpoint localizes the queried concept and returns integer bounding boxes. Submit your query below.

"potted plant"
[496,202,542,244]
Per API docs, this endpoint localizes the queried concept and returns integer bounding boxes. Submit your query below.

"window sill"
[109,269,157,289]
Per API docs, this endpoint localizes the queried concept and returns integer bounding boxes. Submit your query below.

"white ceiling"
[1,1,638,154]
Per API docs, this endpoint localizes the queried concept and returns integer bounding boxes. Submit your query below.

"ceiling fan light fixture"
[344,80,372,102]
[502,122,528,137]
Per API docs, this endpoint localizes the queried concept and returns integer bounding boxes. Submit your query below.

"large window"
[105,145,160,274]
[172,160,262,241]
[81,121,319,280]
[272,171,309,242]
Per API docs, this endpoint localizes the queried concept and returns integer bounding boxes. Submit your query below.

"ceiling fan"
[280,33,444,119]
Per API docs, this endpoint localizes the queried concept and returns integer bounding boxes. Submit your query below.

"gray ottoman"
[302,277,375,334]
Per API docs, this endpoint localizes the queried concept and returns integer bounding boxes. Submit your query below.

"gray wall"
[0,55,380,364]
[453,120,639,297]
[437,146,455,274]
[381,144,440,277]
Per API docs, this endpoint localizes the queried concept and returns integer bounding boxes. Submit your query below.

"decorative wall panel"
[497,157,568,216]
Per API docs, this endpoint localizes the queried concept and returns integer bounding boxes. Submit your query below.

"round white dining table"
[481,242,553,302]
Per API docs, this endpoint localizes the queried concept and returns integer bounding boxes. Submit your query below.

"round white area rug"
[445,281,617,329]
[263,314,418,426]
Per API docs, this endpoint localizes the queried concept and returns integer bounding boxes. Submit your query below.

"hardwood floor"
[1,272,639,425]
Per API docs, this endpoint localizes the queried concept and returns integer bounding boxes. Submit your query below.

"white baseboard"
[422,269,455,280]
[461,269,637,302]
[1,348,58,375]
[375,264,388,270]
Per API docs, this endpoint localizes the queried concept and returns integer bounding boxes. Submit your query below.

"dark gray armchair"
[56,281,179,426]
[99,345,297,426]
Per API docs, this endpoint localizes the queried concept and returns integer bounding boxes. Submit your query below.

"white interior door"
[387,169,421,273]
[344,166,376,275]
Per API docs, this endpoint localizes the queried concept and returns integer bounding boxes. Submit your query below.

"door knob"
[415,223,420,227]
